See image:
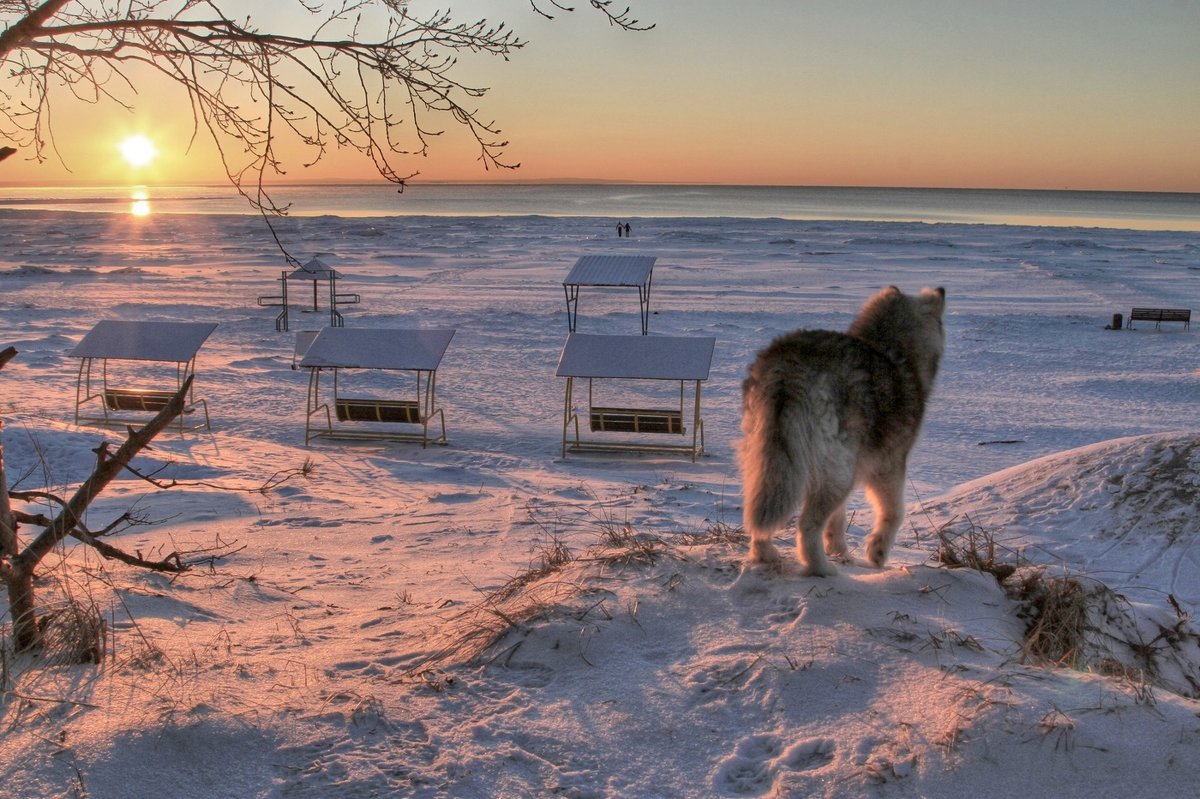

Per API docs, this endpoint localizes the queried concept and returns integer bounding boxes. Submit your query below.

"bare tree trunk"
[0,351,189,652]
[2,565,39,651]
[0,423,40,650]
[0,347,35,648]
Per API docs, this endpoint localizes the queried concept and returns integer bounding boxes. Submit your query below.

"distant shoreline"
[2,180,1198,197]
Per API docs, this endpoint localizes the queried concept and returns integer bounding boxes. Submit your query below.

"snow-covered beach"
[3,206,1200,797]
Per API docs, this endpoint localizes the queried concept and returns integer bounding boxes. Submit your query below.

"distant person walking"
[624,222,632,238]
[616,221,624,237]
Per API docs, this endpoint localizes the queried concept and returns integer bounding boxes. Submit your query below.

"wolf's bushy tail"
[739,382,812,536]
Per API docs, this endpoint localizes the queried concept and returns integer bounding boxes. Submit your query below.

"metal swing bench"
[299,327,455,447]
[556,333,715,462]
[69,320,217,432]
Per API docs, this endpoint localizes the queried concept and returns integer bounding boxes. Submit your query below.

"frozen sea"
[3,185,1200,798]
[0,181,1197,230]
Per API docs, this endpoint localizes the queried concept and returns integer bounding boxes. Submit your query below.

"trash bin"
[1112,312,1123,330]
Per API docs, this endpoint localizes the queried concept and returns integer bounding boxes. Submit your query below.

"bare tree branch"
[531,0,654,30]
[12,377,192,574]
[0,348,318,650]
[121,457,317,494]
[1,369,191,649]
[0,0,653,648]
[0,1,651,224]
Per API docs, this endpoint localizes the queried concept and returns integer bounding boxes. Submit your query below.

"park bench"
[300,327,455,447]
[70,320,217,433]
[103,388,210,428]
[557,333,714,461]
[104,387,175,413]
[335,398,422,425]
[589,406,684,435]
[1127,307,1190,331]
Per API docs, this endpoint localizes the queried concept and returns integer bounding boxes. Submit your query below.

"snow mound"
[395,530,1200,798]
[920,432,1200,609]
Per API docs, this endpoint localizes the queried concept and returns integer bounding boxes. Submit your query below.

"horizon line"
[1,179,1198,197]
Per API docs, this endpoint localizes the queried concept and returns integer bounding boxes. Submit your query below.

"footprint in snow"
[713,734,835,795]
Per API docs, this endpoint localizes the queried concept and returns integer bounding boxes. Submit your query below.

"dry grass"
[1008,567,1200,700]
[1,589,110,733]
[1012,571,1089,669]
[933,516,1021,582]
[36,599,108,666]
[407,518,740,681]
[918,505,1200,699]
[675,520,746,547]
[406,535,593,677]
[492,536,573,602]
[592,523,666,568]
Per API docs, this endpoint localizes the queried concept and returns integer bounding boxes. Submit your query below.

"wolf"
[738,286,946,576]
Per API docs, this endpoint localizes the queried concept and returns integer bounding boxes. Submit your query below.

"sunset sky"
[1,0,1197,191]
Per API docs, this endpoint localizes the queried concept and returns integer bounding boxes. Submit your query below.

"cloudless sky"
[2,0,1197,191]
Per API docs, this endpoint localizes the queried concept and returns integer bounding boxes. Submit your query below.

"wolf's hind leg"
[748,528,782,565]
[822,502,850,560]
[863,472,905,568]
[797,485,849,577]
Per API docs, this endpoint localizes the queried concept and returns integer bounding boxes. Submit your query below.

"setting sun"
[119,135,157,168]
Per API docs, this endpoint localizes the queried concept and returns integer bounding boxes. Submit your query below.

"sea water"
[0,183,1197,232]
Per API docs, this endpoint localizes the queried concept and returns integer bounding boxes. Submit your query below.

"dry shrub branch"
[407,518,742,683]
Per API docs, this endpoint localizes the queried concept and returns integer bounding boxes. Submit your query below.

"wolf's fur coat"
[739,286,946,576]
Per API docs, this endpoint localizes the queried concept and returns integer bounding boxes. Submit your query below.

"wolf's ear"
[921,286,946,315]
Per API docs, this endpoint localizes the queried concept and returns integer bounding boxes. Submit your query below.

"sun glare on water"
[119,135,157,168]
[129,189,151,217]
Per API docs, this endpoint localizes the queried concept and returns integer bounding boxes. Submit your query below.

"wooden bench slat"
[336,398,422,424]
[590,407,684,435]
[104,389,176,412]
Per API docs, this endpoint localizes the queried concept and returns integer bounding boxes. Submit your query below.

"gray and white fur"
[738,286,946,576]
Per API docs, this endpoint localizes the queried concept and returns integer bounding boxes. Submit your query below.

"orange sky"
[2,0,1197,192]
